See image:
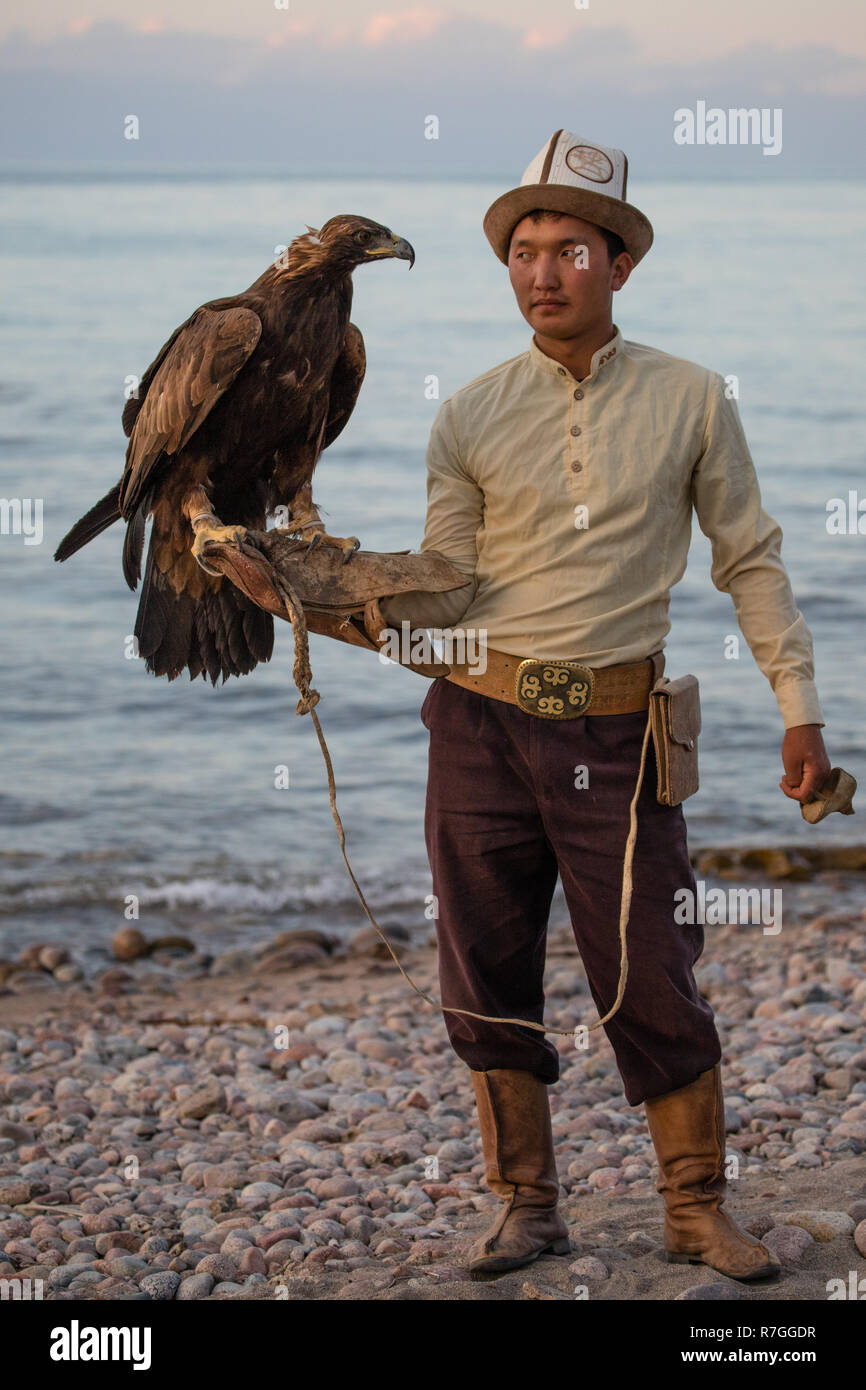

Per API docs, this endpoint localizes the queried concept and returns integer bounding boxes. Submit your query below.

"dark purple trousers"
[420,677,721,1106]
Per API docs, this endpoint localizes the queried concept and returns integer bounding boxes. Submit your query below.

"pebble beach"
[1,863,865,1303]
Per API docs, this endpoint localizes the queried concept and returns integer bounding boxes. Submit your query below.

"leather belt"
[444,648,664,717]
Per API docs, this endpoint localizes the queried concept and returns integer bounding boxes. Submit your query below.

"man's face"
[507,213,633,338]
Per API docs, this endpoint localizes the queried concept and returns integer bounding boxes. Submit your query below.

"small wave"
[0,382,30,405]
[0,863,433,920]
[0,796,81,826]
[139,867,432,916]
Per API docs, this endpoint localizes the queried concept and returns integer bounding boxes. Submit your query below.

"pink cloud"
[363,9,444,46]
[323,23,353,48]
[523,24,571,50]
[264,20,317,50]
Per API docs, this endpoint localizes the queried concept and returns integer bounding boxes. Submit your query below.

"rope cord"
[270,566,650,1040]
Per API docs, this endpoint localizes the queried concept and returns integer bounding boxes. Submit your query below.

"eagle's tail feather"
[135,548,274,684]
[54,484,122,562]
[122,499,150,592]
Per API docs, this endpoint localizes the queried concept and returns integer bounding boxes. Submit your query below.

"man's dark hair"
[510,209,626,263]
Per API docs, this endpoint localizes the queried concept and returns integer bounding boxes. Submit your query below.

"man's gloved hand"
[779,725,831,805]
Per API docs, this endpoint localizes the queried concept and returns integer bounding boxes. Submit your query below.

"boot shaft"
[470,1068,561,1205]
[644,1064,727,1211]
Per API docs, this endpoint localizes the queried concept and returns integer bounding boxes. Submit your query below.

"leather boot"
[466,1068,571,1274]
[644,1064,780,1281]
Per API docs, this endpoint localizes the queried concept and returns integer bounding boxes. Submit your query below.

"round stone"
[781,1210,855,1242]
[177,1273,215,1300]
[588,1167,621,1191]
[112,928,148,962]
[139,1271,181,1300]
[195,1253,238,1281]
[762,1225,815,1264]
[317,1176,361,1200]
[238,1246,267,1275]
[436,1140,475,1164]
[568,1256,608,1279]
[676,1282,747,1301]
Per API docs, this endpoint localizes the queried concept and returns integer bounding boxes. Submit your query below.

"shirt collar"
[528,325,623,384]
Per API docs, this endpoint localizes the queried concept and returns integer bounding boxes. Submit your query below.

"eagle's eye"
[355,229,372,245]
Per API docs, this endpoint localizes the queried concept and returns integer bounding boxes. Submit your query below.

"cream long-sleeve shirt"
[381,326,823,730]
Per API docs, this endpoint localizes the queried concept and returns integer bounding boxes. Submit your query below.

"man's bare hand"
[780,724,831,804]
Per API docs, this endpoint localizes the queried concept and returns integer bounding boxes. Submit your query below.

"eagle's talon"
[191,523,247,576]
[300,529,361,563]
[193,553,223,578]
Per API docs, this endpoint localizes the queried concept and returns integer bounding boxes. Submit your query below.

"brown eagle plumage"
[55,215,415,683]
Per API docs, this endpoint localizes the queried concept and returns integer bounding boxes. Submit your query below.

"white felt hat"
[483,129,653,266]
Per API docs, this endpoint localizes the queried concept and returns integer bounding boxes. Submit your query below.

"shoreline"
[2,852,865,987]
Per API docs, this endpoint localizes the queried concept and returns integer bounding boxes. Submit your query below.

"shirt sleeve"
[691,374,824,730]
[379,396,483,632]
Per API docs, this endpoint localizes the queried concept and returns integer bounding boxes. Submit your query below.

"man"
[379,130,831,1281]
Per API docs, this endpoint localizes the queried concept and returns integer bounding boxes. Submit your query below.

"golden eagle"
[55,215,415,684]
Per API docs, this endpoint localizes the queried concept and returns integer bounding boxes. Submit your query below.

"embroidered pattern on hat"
[564,145,614,183]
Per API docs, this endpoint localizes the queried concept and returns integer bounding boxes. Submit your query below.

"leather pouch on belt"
[650,674,701,806]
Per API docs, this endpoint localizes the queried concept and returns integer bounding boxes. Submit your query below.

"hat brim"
[483,185,653,266]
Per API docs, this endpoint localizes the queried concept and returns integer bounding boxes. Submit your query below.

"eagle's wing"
[122,318,188,440]
[119,306,262,517]
[321,321,366,453]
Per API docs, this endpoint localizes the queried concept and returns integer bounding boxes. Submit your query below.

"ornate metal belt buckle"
[515,659,595,719]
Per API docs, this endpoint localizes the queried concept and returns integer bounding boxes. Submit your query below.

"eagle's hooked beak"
[367,233,415,268]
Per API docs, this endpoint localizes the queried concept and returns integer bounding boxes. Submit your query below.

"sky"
[4,0,866,63]
[2,1,865,171]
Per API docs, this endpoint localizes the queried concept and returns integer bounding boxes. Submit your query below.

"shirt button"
[570,425,581,437]
[573,389,583,400]
[571,461,583,472]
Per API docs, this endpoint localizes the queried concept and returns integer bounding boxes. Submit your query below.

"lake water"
[1,173,864,962]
